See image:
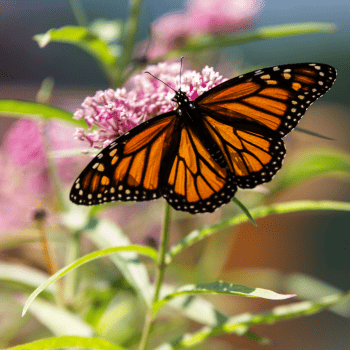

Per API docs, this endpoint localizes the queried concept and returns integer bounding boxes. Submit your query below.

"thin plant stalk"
[68,0,89,27]
[36,77,67,212]
[138,202,172,350]
[115,0,144,87]
[34,211,65,306]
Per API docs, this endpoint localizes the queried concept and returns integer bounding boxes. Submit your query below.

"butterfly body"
[71,63,336,214]
[170,90,228,170]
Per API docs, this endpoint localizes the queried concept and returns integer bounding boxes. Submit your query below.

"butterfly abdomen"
[197,127,229,171]
[173,94,229,170]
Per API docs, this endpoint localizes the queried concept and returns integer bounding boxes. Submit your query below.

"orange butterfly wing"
[70,112,179,205]
[197,63,336,136]
[196,63,336,188]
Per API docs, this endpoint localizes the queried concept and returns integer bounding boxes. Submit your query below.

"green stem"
[34,211,65,306]
[115,0,143,87]
[68,0,89,27]
[35,78,67,212]
[63,231,81,304]
[138,202,172,350]
[161,22,337,59]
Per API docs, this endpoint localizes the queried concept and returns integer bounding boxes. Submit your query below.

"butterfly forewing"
[70,112,179,205]
[197,63,337,137]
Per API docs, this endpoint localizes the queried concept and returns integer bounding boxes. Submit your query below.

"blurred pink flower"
[3,118,46,167]
[0,150,49,228]
[149,0,264,58]
[48,121,89,184]
[0,119,87,229]
[74,62,227,149]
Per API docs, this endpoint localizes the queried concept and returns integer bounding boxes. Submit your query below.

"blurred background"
[1,0,350,349]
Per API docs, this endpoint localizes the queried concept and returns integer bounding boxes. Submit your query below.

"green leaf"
[153,281,295,316]
[155,291,350,350]
[36,77,55,104]
[166,22,337,56]
[157,283,265,343]
[0,291,26,347]
[83,217,154,306]
[21,297,94,336]
[5,336,124,350]
[232,197,257,226]
[284,273,350,317]
[95,292,140,344]
[277,149,350,190]
[294,127,334,140]
[285,273,343,300]
[0,229,40,250]
[166,200,350,262]
[160,283,227,326]
[34,26,117,80]
[242,330,271,344]
[0,99,86,127]
[22,245,157,316]
[0,262,55,293]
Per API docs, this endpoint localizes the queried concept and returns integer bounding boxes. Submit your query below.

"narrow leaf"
[19,297,94,336]
[22,245,157,316]
[232,197,257,226]
[295,127,334,140]
[158,283,265,343]
[167,22,337,56]
[155,291,350,350]
[36,77,55,104]
[167,200,350,262]
[0,229,39,250]
[160,283,228,326]
[0,99,86,127]
[5,336,124,350]
[84,218,154,306]
[284,273,350,317]
[277,149,350,190]
[34,26,117,76]
[154,281,295,316]
[242,330,271,344]
[0,262,55,293]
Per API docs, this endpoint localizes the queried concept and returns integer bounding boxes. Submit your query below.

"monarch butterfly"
[70,63,336,214]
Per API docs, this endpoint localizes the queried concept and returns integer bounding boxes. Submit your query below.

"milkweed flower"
[73,62,227,149]
[0,119,86,229]
[149,0,264,58]
[2,119,85,186]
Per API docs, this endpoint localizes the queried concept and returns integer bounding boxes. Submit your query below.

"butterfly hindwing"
[70,112,179,205]
[197,63,337,137]
[201,114,286,188]
[162,124,237,214]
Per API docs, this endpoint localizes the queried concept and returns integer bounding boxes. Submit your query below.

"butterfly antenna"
[144,71,176,92]
[179,56,184,91]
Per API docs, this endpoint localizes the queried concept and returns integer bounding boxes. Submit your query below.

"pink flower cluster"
[149,0,264,58]
[73,62,227,149]
[0,119,86,229]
